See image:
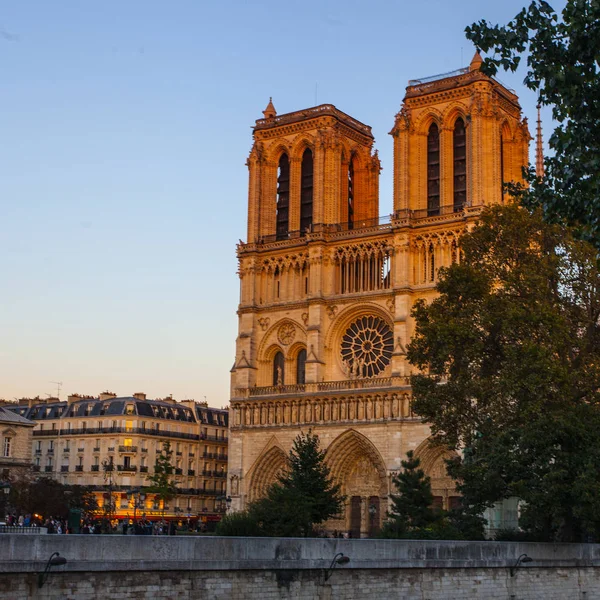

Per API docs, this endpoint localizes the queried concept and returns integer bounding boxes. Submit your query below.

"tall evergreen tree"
[380,451,439,538]
[222,430,344,537]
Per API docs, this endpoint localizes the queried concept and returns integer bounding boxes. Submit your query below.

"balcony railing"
[93,447,100,452]
[75,465,83,472]
[214,471,227,478]
[32,465,40,472]
[141,448,148,453]
[108,447,115,452]
[140,466,148,473]
[91,465,99,472]
[175,468,183,475]
[176,451,182,456]
[202,470,212,477]
[187,470,195,476]
[47,448,54,454]
[45,466,53,472]
[63,447,70,453]
[119,445,137,453]
[215,454,228,462]
[77,448,85,453]
[188,453,195,458]
[117,465,137,472]
[234,376,411,399]
[35,449,42,455]
[33,426,203,442]
[61,466,69,472]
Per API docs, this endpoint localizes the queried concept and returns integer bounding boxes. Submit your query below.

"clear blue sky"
[0,0,553,406]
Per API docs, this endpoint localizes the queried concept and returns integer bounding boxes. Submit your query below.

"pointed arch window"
[276,154,290,240]
[453,118,467,211]
[296,349,307,385]
[347,157,355,230]
[500,132,505,202]
[273,351,285,386]
[300,149,313,234]
[427,123,440,216]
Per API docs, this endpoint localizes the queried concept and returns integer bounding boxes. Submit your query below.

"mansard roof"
[5,395,228,426]
[0,405,35,427]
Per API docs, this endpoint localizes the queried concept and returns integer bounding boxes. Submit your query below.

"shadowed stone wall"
[2,536,600,599]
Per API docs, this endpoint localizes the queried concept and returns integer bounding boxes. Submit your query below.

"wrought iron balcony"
[44,466,52,472]
[118,445,137,453]
[117,465,137,472]
[187,469,195,476]
[140,466,148,473]
[75,465,83,472]
[61,466,69,472]
[93,447,100,452]
[91,465,100,472]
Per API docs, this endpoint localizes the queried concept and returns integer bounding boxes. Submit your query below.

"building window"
[273,351,285,386]
[276,154,290,240]
[300,149,314,233]
[347,158,355,229]
[453,117,467,211]
[3,437,12,458]
[296,349,307,385]
[427,123,440,216]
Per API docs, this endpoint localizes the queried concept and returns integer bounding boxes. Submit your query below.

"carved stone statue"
[276,365,283,386]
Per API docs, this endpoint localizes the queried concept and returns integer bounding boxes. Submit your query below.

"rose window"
[277,322,296,346]
[340,315,393,378]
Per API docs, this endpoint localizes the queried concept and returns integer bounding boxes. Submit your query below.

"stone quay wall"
[2,535,600,599]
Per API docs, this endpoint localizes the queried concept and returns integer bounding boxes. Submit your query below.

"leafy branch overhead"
[466,0,600,247]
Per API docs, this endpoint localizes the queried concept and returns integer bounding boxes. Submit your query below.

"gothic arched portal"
[325,429,387,537]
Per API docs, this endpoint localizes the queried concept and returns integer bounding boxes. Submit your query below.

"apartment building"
[6,392,228,526]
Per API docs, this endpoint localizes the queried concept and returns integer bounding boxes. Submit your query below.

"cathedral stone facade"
[228,53,530,537]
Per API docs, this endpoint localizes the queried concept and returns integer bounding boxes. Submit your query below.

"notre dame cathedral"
[228,52,530,537]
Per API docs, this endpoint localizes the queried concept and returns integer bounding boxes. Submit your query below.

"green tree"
[219,431,344,537]
[6,473,98,521]
[146,441,178,514]
[407,204,600,542]
[465,0,600,248]
[380,451,439,538]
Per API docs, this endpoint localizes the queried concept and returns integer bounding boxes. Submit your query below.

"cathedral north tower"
[228,54,530,537]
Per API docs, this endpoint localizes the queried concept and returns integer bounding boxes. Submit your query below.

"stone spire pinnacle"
[262,97,277,120]
[536,104,545,178]
[469,50,483,71]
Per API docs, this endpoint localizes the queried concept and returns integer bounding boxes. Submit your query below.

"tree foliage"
[466,0,600,248]
[146,441,178,505]
[220,431,344,537]
[7,473,98,519]
[380,451,439,538]
[408,204,600,541]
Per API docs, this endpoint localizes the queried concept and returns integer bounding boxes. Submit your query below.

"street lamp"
[225,496,232,512]
[510,553,534,577]
[127,488,146,526]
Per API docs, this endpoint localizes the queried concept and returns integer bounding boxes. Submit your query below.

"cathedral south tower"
[228,54,530,537]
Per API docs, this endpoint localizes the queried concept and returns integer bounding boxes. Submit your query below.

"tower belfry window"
[276,154,290,240]
[347,158,355,229]
[427,123,440,216]
[453,118,467,211]
[300,149,313,234]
